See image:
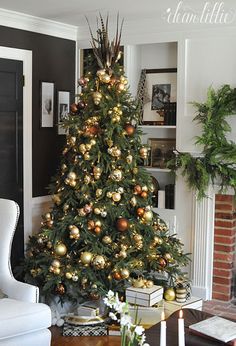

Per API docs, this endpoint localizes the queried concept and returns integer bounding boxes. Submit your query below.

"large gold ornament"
[164,288,176,301]
[120,268,130,279]
[80,251,93,265]
[112,192,121,202]
[93,166,102,179]
[55,243,67,256]
[142,210,153,222]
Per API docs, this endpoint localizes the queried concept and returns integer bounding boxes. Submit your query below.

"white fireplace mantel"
[191,185,235,300]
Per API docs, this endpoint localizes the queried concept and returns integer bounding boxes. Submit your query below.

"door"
[0,58,24,269]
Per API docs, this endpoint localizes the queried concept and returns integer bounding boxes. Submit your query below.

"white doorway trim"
[0,46,32,246]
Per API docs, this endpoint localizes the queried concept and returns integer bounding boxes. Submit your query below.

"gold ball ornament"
[96,69,106,77]
[100,73,111,84]
[117,82,125,92]
[112,192,121,202]
[94,207,101,215]
[84,174,91,184]
[146,280,154,288]
[92,255,106,270]
[84,152,90,160]
[142,210,153,222]
[164,288,176,301]
[65,272,72,279]
[51,260,60,269]
[55,243,67,256]
[102,235,112,245]
[130,196,137,207]
[139,147,148,159]
[96,189,103,197]
[79,144,86,154]
[67,172,77,180]
[80,251,93,265]
[120,268,130,279]
[133,278,145,288]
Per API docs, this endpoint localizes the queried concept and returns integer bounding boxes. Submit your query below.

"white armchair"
[0,199,52,346]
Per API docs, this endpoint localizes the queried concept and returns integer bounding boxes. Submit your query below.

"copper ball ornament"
[55,284,66,295]
[70,103,78,113]
[158,257,167,268]
[134,185,142,195]
[136,207,145,217]
[124,124,135,136]
[113,272,122,280]
[140,191,148,198]
[116,218,129,232]
[77,100,86,110]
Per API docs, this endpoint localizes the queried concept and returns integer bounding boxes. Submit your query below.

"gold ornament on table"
[80,251,93,265]
[132,277,154,289]
[164,287,176,301]
[92,255,106,269]
[55,242,67,256]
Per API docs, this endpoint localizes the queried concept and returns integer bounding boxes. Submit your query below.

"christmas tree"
[22,16,190,303]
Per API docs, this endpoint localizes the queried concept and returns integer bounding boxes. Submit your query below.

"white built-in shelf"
[145,167,171,173]
[152,207,176,213]
[140,125,176,129]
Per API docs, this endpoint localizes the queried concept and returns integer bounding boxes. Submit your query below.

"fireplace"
[212,195,236,301]
[190,187,235,301]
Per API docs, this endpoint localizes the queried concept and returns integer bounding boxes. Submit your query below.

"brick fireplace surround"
[213,195,236,301]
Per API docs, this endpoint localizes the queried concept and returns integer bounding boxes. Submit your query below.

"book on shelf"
[189,316,236,345]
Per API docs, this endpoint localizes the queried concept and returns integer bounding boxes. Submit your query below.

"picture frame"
[40,81,55,128]
[148,138,176,168]
[57,90,70,135]
[142,68,177,125]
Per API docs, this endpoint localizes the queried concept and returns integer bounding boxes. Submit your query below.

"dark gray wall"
[0,25,76,197]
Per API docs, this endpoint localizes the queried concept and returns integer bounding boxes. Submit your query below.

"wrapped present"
[126,285,163,307]
[63,321,108,336]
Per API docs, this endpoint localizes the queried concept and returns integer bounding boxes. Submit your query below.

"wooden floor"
[50,326,120,346]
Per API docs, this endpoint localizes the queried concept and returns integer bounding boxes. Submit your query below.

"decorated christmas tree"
[22,16,190,303]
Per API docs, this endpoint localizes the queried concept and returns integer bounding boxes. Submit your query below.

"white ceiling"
[0,0,187,27]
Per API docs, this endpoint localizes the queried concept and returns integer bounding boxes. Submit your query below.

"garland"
[168,85,236,199]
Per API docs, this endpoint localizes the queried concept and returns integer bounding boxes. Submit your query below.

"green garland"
[168,85,236,199]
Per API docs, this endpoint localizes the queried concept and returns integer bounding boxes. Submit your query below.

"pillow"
[0,289,7,299]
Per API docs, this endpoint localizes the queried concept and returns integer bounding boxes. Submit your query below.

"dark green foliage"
[168,85,236,199]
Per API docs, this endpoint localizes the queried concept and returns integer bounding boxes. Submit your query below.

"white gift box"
[126,285,164,307]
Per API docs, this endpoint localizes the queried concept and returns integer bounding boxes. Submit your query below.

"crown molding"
[0,8,78,40]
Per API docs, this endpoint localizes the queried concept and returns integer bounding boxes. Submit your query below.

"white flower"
[134,325,145,336]
[143,344,150,346]
[103,297,113,308]
[120,314,132,327]
[107,290,115,299]
[109,312,118,321]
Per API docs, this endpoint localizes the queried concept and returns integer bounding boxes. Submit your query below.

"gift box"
[63,321,108,336]
[126,285,163,307]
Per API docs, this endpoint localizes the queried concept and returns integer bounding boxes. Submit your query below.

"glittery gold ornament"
[84,152,90,160]
[146,280,154,288]
[126,155,133,164]
[106,191,113,198]
[96,189,103,197]
[69,225,80,239]
[92,255,106,269]
[79,144,86,154]
[100,73,111,83]
[111,169,122,181]
[93,91,102,105]
[93,166,102,179]
[55,243,67,256]
[102,235,112,244]
[67,172,77,180]
[84,174,91,184]
[130,196,137,206]
[133,278,145,288]
[139,147,148,159]
[117,82,125,92]
[80,251,93,265]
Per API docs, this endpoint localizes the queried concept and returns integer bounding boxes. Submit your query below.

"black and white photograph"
[141,69,177,125]
[58,91,70,135]
[40,81,54,128]
[151,83,171,110]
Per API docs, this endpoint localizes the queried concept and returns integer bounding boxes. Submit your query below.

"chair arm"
[1,275,39,303]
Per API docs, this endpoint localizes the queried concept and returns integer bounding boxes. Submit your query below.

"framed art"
[57,90,70,135]
[40,81,54,128]
[148,138,176,168]
[142,68,177,125]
